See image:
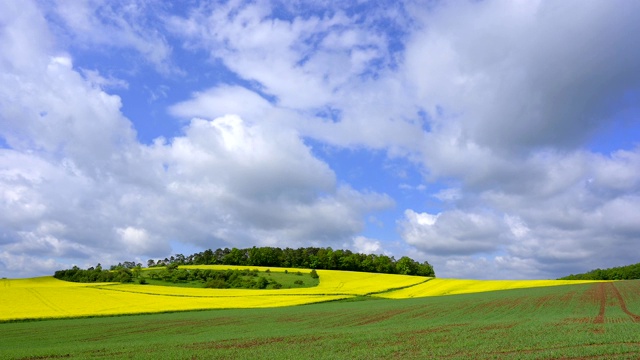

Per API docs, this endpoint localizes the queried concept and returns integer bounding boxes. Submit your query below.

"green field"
[1,280,639,359]
[141,267,320,289]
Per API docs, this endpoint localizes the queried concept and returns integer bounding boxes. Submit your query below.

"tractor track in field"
[593,282,640,324]
[609,282,640,322]
[25,288,67,315]
[593,283,606,324]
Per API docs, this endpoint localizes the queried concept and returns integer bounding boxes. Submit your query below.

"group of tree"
[54,264,136,283]
[150,267,315,289]
[147,246,435,277]
[559,262,640,280]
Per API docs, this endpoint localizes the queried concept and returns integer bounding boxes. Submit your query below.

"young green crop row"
[0,266,601,322]
[3,281,639,359]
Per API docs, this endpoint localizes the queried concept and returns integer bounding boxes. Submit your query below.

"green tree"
[396,256,418,275]
[309,269,319,279]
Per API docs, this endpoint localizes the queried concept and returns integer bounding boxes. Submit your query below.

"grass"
[1,280,639,359]
[141,267,320,289]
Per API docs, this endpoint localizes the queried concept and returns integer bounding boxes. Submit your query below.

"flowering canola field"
[0,267,600,321]
[375,277,599,299]
[0,276,348,322]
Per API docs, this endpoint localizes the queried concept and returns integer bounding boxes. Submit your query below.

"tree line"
[148,267,318,289]
[559,262,640,280]
[54,264,137,283]
[147,246,435,277]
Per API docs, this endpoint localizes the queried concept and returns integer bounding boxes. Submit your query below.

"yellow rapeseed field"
[172,266,428,295]
[1,267,599,322]
[0,276,350,322]
[375,278,599,299]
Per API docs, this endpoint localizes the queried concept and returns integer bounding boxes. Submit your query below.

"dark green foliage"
[147,246,436,277]
[256,276,269,289]
[559,262,640,280]
[138,268,313,290]
[204,279,226,289]
[53,265,133,283]
[109,261,141,270]
[310,269,319,279]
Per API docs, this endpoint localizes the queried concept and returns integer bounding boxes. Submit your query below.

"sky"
[1,0,639,280]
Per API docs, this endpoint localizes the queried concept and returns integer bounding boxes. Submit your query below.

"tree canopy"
[149,246,435,277]
[559,262,640,280]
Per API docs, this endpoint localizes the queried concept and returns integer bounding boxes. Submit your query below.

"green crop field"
[1,280,639,359]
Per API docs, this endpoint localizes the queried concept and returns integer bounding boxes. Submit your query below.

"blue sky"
[1,0,640,279]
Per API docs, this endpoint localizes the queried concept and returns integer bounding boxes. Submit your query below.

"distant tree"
[417,261,435,277]
[256,276,269,289]
[224,248,246,265]
[559,262,640,280]
[396,256,419,275]
[54,247,436,284]
[205,279,226,289]
[133,264,142,279]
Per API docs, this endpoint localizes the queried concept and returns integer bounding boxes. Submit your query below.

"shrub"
[205,279,226,289]
[294,280,304,285]
[310,269,319,279]
[256,277,269,289]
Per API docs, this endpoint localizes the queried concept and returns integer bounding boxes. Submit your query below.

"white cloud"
[80,69,129,90]
[0,2,394,278]
[2,1,640,280]
[45,0,175,73]
[350,236,382,254]
[167,1,424,152]
[405,0,640,152]
[400,209,508,256]
[169,86,275,121]
[407,147,640,278]
[392,0,640,278]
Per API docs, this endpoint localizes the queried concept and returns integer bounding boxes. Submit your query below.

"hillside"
[2,266,597,322]
[2,279,639,359]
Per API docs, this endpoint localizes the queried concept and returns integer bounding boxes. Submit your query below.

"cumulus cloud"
[0,1,393,277]
[400,209,508,256]
[2,0,640,280]
[405,0,640,153]
[167,1,425,152]
[44,0,175,73]
[404,148,640,278]
[350,236,382,255]
[393,1,640,278]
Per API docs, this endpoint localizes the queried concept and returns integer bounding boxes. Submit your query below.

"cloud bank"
[1,0,639,279]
